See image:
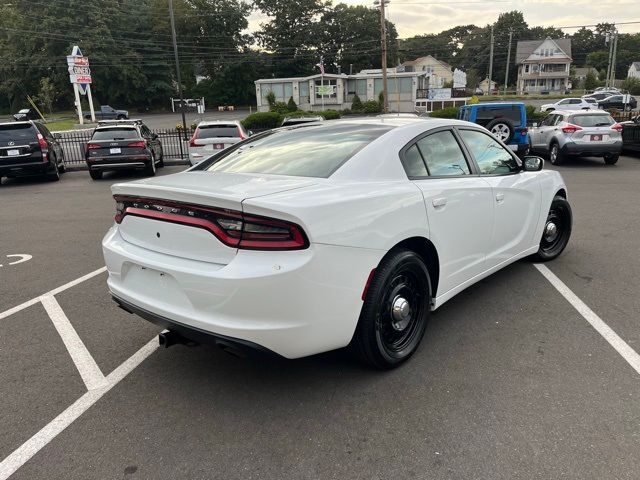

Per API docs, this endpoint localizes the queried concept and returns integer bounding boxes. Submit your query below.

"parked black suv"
[0,121,65,184]
[85,119,164,180]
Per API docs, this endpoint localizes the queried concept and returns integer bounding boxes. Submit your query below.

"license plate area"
[7,149,19,156]
[213,143,224,150]
[110,147,121,154]
[590,134,603,141]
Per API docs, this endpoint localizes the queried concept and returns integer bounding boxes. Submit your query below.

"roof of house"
[401,55,453,71]
[575,67,598,76]
[515,38,572,63]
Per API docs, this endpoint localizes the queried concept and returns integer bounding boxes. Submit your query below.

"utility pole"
[169,0,188,140]
[503,28,513,95]
[375,0,389,113]
[605,29,614,88]
[488,25,494,95]
[610,30,618,87]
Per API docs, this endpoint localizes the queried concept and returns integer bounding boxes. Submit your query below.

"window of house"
[299,82,309,103]
[315,79,337,98]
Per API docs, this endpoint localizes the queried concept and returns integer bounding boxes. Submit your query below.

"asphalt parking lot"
[1,156,639,479]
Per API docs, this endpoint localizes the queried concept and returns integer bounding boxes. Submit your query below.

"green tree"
[36,78,59,114]
[584,71,599,90]
[621,77,640,95]
[287,96,297,112]
[351,93,363,111]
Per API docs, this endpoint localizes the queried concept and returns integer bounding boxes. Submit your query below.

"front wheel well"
[555,188,567,199]
[388,237,439,299]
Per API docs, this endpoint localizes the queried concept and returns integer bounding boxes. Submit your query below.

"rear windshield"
[0,123,37,142]
[201,124,392,178]
[476,106,522,126]
[196,125,240,138]
[91,128,139,140]
[569,114,614,127]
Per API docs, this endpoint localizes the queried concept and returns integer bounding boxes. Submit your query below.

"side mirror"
[523,156,544,172]
[247,130,254,137]
[531,122,538,127]
[53,133,62,139]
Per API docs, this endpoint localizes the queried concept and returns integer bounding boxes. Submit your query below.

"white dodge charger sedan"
[103,118,572,369]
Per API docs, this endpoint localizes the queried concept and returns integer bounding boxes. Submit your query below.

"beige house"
[478,78,497,94]
[516,38,572,94]
[398,55,453,87]
[628,62,640,79]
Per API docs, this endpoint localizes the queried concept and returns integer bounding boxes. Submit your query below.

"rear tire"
[604,154,619,165]
[157,149,165,167]
[530,195,572,262]
[549,142,563,165]
[89,169,103,180]
[47,159,60,181]
[352,249,431,369]
[144,153,157,176]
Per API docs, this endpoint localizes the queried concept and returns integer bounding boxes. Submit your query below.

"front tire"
[353,249,431,369]
[531,195,572,262]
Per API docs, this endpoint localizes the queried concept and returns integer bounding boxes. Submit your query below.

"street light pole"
[503,28,513,95]
[168,0,188,140]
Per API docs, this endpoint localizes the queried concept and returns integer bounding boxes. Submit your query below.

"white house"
[628,62,640,79]
[255,70,436,113]
[516,38,572,94]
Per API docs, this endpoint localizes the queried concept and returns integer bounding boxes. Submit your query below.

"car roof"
[555,110,611,116]
[0,121,36,127]
[197,120,241,127]
[463,102,525,107]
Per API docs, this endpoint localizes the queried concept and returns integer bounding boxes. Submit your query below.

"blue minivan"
[457,102,529,157]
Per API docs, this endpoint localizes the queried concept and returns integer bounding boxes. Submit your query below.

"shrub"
[378,90,385,109]
[318,109,341,120]
[362,100,382,114]
[241,112,283,130]
[267,101,289,115]
[190,122,198,130]
[428,107,459,118]
[351,94,364,111]
[287,96,298,112]
[621,77,640,95]
[469,95,480,105]
[176,122,185,130]
[266,91,276,108]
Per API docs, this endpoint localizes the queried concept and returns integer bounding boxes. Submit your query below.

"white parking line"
[0,266,107,321]
[535,263,640,375]
[40,295,108,391]
[0,336,159,480]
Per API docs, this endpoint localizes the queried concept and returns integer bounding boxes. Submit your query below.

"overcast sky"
[247,0,640,38]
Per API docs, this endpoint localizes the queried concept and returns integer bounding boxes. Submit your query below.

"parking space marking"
[0,336,159,480]
[40,295,108,391]
[0,267,106,321]
[535,263,640,375]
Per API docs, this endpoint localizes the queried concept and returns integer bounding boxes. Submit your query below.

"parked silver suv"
[529,110,623,165]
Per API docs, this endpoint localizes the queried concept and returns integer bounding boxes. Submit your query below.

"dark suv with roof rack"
[0,121,65,184]
[85,119,163,179]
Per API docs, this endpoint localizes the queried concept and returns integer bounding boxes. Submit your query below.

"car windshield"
[201,123,392,178]
[570,114,615,127]
[0,123,37,141]
[475,106,522,126]
[91,128,139,140]
[282,118,321,126]
[197,125,240,138]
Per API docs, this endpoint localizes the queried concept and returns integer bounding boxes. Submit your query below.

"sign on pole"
[67,46,95,123]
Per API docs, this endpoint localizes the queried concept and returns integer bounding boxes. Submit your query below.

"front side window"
[459,129,520,175]
[415,131,470,176]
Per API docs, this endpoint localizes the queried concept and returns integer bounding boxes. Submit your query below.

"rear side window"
[0,124,37,142]
[197,125,240,138]
[415,130,470,176]
[202,124,392,178]
[569,114,614,127]
[402,144,428,177]
[91,128,139,140]
[475,106,522,126]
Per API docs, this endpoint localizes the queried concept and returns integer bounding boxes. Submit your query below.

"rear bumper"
[102,226,384,359]
[0,159,52,176]
[86,155,150,170]
[561,141,623,156]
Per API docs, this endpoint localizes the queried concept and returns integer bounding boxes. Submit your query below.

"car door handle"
[432,197,447,208]
[496,193,505,203]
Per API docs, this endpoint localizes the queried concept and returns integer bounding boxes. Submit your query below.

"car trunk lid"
[112,171,316,264]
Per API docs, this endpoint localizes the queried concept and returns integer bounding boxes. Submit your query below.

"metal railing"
[57,128,192,168]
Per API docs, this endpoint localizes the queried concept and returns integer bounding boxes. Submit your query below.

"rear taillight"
[113,196,308,250]
[127,140,146,148]
[611,123,624,132]
[519,127,528,135]
[87,143,100,150]
[561,124,582,134]
[189,129,198,147]
[37,133,47,150]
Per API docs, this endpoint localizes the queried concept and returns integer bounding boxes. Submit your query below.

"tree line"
[0,2,638,113]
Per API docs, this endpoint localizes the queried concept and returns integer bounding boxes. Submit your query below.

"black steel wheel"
[353,249,431,369]
[531,195,572,261]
